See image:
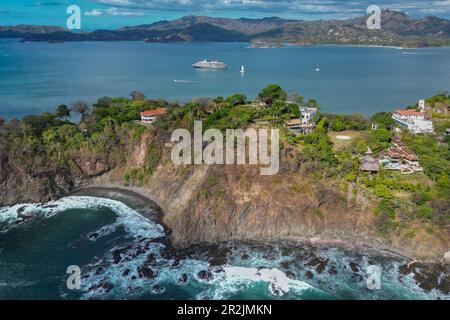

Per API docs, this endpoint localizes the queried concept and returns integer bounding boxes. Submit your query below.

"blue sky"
[1,1,450,29]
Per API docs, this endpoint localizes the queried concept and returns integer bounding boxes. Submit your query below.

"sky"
[1,0,450,30]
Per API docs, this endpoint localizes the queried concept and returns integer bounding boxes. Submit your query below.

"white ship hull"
[192,60,227,70]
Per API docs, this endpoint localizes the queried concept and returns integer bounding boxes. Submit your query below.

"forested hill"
[1,10,450,47]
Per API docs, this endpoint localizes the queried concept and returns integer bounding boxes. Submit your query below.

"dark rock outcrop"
[197,270,214,282]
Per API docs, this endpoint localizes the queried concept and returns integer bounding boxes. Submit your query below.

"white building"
[300,107,318,126]
[285,107,319,135]
[392,104,433,134]
[418,99,426,112]
[140,108,167,124]
[408,119,434,134]
[392,109,425,122]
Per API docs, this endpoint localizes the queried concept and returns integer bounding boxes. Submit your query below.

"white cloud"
[90,0,450,18]
[85,9,103,16]
[85,7,146,16]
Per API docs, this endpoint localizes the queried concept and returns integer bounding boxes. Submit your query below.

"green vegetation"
[325,113,370,132]
[1,86,448,238]
[257,84,287,106]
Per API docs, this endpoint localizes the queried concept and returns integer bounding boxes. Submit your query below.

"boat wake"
[173,80,200,83]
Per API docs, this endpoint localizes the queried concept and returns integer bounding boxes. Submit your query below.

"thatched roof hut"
[360,147,379,173]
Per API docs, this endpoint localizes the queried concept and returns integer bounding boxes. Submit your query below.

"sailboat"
[240,65,245,73]
[315,66,320,72]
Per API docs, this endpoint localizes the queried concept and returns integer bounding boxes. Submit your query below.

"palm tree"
[269,99,286,123]
[55,104,70,120]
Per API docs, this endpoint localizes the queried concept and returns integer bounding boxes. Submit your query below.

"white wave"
[0,196,164,239]
[225,266,311,296]
[200,265,313,299]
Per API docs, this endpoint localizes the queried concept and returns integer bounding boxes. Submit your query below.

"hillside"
[0,87,448,264]
[1,10,450,47]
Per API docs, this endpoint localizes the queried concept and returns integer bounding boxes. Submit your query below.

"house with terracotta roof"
[140,108,167,124]
[392,100,434,134]
[379,137,423,173]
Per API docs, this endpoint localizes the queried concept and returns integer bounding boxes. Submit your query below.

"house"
[392,100,434,134]
[285,107,318,135]
[300,107,318,126]
[285,119,303,135]
[140,108,167,124]
[359,147,380,173]
[383,147,422,173]
[379,136,423,173]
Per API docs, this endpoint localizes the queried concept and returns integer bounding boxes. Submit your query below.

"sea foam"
[0,196,164,239]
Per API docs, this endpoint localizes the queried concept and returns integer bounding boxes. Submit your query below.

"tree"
[130,91,145,101]
[192,97,213,109]
[371,112,395,129]
[289,103,300,117]
[287,93,304,106]
[225,94,247,107]
[212,96,225,112]
[214,96,224,105]
[306,99,319,109]
[372,128,392,143]
[71,101,90,118]
[185,102,207,120]
[258,84,287,106]
[437,173,450,190]
[22,113,57,136]
[55,104,70,120]
[268,99,287,121]
[330,117,346,132]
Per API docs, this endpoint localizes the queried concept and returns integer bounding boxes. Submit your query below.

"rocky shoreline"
[78,183,449,263]
[79,186,450,297]
[2,184,449,297]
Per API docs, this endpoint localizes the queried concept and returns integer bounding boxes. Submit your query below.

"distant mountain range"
[1,10,450,47]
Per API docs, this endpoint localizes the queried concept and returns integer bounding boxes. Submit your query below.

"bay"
[1,40,450,119]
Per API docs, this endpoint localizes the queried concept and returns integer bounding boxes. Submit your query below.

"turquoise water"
[0,194,447,300]
[1,40,450,119]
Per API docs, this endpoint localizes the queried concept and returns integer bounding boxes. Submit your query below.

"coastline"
[9,38,447,49]
[74,183,417,263]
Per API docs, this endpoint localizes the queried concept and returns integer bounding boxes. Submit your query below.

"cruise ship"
[192,59,227,70]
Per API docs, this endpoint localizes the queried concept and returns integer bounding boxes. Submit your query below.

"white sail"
[240,65,245,73]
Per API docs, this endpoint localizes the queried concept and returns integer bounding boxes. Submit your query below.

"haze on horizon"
[1,0,450,30]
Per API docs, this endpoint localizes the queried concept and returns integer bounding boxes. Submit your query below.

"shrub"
[374,184,392,199]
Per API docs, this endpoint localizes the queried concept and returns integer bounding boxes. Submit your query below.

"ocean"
[1,40,450,119]
[0,190,447,300]
[0,40,449,300]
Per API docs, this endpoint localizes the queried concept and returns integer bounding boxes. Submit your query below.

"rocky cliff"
[0,121,448,261]
[89,131,449,262]
[0,148,116,205]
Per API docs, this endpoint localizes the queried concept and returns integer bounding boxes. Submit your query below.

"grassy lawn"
[328,130,370,151]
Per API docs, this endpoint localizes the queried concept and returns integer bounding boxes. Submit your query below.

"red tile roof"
[387,147,418,161]
[395,110,424,117]
[140,108,167,117]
